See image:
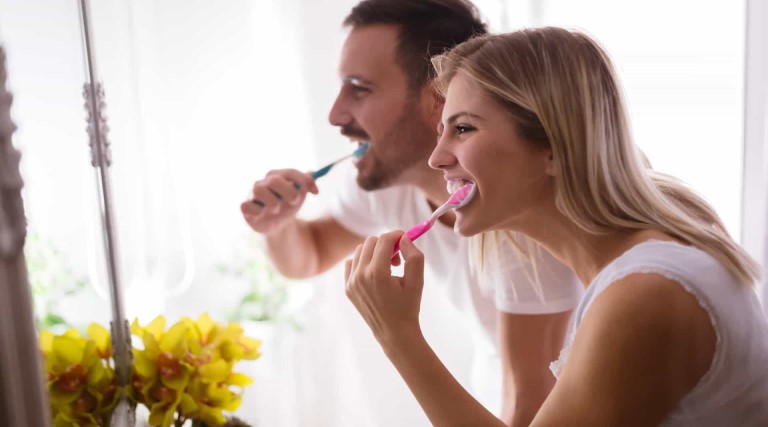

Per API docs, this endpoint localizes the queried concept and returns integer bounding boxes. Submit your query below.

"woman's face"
[429,71,555,236]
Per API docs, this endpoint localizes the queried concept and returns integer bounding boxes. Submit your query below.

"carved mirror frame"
[0,43,52,427]
[0,0,137,425]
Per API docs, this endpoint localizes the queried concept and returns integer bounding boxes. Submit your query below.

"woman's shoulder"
[574,238,723,359]
[592,238,732,293]
[559,270,717,412]
[590,269,713,323]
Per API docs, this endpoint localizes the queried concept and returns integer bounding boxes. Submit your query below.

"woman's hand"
[344,230,425,347]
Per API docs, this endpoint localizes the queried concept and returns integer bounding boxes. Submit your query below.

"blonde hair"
[432,27,760,286]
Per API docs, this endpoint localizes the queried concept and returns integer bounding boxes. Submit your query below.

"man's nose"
[328,93,352,126]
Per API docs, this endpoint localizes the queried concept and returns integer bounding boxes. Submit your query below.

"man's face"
[328,24,438,191]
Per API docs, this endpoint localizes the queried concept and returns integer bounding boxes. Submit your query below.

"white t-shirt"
[550,240,768,426]
[326,165,583,412]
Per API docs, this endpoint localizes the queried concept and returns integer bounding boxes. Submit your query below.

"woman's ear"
[545,151,557,176]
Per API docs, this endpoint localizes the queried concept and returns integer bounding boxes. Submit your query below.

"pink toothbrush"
[392,183,477,257]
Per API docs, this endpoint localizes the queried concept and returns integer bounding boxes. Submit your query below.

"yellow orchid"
[130,313,259,426]
[131,316,195,427]
[179,378,240,426]
[218,322,262,362]
[41,314,260,427]
[38,324,119,427]
[176,314,259,426]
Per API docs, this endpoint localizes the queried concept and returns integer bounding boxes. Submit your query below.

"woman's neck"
[512,208,674,286]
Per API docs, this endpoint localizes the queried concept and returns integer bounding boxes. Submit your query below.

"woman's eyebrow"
[444,111,483,124]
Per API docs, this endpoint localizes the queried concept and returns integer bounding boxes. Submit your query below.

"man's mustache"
[340,126,369,140]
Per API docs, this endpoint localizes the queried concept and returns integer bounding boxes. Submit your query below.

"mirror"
[0,0,758,426]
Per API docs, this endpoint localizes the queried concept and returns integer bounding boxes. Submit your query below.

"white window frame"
[742,0,768,310]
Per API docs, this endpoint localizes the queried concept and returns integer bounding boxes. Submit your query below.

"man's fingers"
[250,186,282,213]
[269,177,302,204]
[240,200,265,217]
[270,169,318,194]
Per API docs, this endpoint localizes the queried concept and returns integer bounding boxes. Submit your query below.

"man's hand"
[240,169,319,235]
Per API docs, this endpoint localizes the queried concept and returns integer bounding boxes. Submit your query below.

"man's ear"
[421,84,444,123]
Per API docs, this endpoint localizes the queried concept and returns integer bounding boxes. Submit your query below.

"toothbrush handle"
[311,152,355,180]
[292,161,336,190]
[310,162,335,180]
[392,221,433,257]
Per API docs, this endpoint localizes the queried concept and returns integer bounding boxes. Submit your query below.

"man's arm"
[498,311,572,426]
[264,215,364,279]
[240,168,364,279]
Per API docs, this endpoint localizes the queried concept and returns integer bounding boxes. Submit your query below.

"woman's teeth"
[446,179,474,194]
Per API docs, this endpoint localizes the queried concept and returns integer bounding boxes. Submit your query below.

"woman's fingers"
[358,236,379,272]
[371,231,404,273]
[344,259,353,284]
[398,235,424,291]
[349,243,363,279]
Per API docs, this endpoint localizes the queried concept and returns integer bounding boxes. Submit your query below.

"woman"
[343,27,768,426]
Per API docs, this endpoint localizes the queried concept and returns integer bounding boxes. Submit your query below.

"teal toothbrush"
[254,143,369,207]
[309,143,369,180]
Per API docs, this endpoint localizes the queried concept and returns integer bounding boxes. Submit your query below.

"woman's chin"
[453,219,482,237]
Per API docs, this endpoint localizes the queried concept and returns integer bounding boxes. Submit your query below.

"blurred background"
[0,0,765,425]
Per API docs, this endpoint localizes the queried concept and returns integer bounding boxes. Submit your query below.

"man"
[240,1,582,424]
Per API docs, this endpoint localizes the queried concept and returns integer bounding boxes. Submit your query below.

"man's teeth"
[446,179,473,194]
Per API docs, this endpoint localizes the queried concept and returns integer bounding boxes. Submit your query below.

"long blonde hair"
[432,27,760,286]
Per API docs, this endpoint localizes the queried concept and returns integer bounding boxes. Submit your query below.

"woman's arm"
[530,273,716,426]
[383,327,508,427]
[498,311,572,426]
[345,231,506,427]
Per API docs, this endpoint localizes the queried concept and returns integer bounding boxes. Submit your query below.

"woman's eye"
[455,124,475,134]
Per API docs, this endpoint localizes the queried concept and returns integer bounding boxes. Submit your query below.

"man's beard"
[357,104,436,191]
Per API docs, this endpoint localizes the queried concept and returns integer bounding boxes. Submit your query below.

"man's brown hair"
[344,0,487,91]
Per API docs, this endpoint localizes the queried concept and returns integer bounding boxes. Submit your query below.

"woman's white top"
[550,240,768,426]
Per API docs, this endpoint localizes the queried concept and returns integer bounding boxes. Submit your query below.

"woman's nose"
[428,135,456,170]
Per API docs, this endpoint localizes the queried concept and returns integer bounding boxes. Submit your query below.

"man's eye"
[352,86,371,96]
